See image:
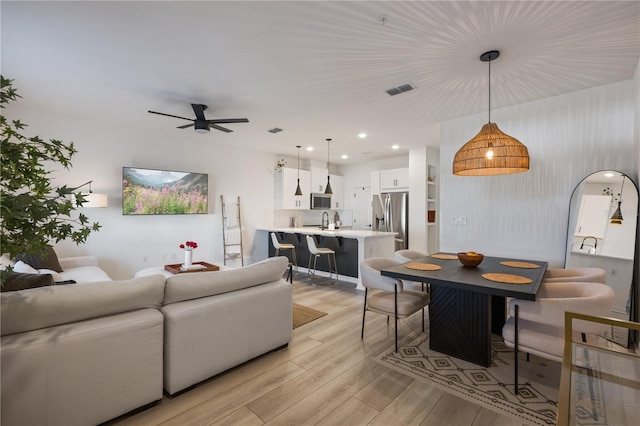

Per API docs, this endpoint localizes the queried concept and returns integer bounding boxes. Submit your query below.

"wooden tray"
[164,261,219,274]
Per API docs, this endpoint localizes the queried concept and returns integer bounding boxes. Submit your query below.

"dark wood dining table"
[381,253,548,367]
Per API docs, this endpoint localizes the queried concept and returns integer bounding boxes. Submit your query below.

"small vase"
[184,250,193,267]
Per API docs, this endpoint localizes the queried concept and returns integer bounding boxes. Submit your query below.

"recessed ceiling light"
[391,144,399,150]
[358,133,367,139]
[306,146,314,151]
[341,154,348,159]
[604,172,614,178]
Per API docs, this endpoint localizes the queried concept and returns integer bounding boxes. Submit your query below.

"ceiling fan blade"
[209,118,249,124]
[148,110,193,121]
[191,104,207,121]
[210,123,233,133]
[177,123,194,129]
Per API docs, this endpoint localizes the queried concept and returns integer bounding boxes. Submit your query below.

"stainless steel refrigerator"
[372,192,408,251]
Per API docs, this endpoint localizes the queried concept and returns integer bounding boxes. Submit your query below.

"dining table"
[381,253,548,367]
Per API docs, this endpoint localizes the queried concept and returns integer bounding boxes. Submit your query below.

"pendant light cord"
[488,59,491,123]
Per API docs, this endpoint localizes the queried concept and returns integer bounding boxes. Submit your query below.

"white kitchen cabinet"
[330,174,344,209]
[574,194,611,238]
[275,167,310,210]
[380,168,409,191]
[310,167,328,193]
[371,171,381,196]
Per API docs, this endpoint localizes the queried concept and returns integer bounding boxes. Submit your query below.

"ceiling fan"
[148,103,249,134]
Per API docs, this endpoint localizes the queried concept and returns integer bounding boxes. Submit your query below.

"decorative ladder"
[221,195,244,266]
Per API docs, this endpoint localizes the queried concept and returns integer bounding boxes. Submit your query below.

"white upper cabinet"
[329,174,344,209]
[380,168,409,191]
[371,171,381,196]
[310,167,328,193]
[275,167,310,210]
[574,195,611,238]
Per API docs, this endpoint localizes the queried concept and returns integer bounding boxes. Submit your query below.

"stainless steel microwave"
[310,193,331,209]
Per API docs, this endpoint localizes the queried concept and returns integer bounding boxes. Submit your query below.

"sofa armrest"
[59,256,99,270]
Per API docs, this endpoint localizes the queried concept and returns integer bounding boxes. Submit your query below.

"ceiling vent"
[268,127,284,134]
[386,83,415,96]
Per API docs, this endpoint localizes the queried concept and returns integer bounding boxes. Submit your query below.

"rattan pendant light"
[294,145,303,196]
[453,51,529,176]
[324,138,333,195]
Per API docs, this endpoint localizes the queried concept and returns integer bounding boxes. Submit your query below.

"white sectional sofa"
[0,256,292,425]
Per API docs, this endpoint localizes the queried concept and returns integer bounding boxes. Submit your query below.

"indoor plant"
[0,76,101,284]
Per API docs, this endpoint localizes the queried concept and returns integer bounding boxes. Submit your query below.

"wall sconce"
[73,180,108,208]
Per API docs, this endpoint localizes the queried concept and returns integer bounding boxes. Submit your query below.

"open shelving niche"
[427,163,438,253]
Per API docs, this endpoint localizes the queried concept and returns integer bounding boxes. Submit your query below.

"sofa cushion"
[164,256,288,304]
[15,246,64,272]
[0,274,166,336]
[1,272,54,292]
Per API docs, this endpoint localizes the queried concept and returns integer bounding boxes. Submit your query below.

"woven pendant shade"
[453,122,529,176]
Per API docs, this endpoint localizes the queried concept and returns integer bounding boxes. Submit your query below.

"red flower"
[180,241,198,250]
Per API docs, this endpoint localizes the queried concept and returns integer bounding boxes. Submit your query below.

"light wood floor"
[106,273,526,426]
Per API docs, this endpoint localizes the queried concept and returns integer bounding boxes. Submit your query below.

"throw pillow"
[1,272,55,292]
[38,268,64,282]
[15,246,64,272]
[13,260,38,274]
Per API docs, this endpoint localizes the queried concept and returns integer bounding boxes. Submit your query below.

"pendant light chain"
[324,138,333,195]
[294,145,303,196]
[488,59,491,123]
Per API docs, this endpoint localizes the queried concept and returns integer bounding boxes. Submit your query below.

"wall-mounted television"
[122,167,208,215]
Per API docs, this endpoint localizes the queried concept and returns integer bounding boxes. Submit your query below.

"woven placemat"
[430,253,458,260]
[405,262,442,271]
[482,273,532,285]
[500,261,540,269]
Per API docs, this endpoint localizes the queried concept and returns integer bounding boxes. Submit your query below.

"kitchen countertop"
[257,227,397,239]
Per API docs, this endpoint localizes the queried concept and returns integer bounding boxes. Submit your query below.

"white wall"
[7,104,279,279]
[440,80,636,268]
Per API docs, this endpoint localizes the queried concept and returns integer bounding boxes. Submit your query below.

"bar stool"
[305,235,338,284]
[270,232,297,272]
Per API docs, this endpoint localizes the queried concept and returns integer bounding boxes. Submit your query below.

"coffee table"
[135,261,225,278]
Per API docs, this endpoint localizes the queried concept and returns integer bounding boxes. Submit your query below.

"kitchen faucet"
[321,211,329,230]
[580,236,598,253]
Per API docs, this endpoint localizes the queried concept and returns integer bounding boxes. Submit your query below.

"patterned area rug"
[376,332,564,425]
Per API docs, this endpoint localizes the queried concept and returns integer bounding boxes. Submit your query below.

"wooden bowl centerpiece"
[458,251,484,267]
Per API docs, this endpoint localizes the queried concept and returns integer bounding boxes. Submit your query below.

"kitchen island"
[256,227,397,289]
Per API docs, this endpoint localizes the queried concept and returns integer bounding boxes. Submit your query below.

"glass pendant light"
[324,138,333,195]
[453,50,529,176]
[295,145,303,196]
[610,175,625,224]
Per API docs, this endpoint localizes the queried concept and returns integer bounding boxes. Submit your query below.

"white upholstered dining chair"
[394,249,429,292]
[502,280,614,395]
[542,267,606,284]
[360,257,430,352]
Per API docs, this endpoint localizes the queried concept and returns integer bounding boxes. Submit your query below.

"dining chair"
[360,257,430,352]
[270,232,297,272]
[394,249,429,292]
[305,235,338,284]
[543,267,606,284]
[502,280,614,395]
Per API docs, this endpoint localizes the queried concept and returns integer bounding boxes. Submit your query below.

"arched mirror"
[566,170,638,346]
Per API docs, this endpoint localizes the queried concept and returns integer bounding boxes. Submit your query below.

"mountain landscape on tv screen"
[122,167,208,215]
